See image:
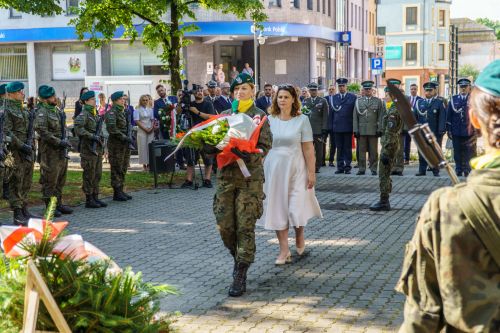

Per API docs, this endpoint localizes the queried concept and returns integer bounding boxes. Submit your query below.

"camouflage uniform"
[104,104,130,193]
[74,105,103,196]
[213,105,272,264]
[0,97,13,198]
[396,165,500,331]
[34,103,68,202]
[379,103,403,196]
[302,96,329,170]
[4,99,34,210]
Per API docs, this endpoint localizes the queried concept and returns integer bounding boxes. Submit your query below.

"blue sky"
[451,0,499,20]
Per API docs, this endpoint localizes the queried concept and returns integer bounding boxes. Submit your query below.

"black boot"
[57,200,73,214]
[369,194,391,211]
[113,189,128,202]
[13,208,28,226]
[85,195,101,208]
[45,199,62,218]
[22,205,41,219]
[121,188,132,200]
[2,182,9,200]
[228,262,249,297]
[93,194,107,207]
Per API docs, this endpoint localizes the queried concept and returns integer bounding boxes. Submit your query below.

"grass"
[0,170,186,211]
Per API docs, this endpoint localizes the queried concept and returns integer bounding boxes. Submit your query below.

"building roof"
[451,18,496,43]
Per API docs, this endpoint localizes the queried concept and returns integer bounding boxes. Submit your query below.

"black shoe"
[415,172,426,176]
[329,162,335,167]
[334,170,344,174]
[315,168,320,173]
[112,191,127,202]
[464,171,470,177]
[93,194,107,207]
[22,206,41,219]
[371,171,377,176]
[391,171,403,176]
[122,191,132,200]
[86,195,102,208]
[203,179,213,188]
[181,180,193,188]
[433,173,440,177]
[13,208,28,226]
[344,170,351,174]
[427,167,432,171]
[456,172,463,177]
[228,262,249,297]
[178,164,187,170]
[356,171,365,175]
[57,204,73,215]
[369,200,391,211]
[404,160,410,165]
[353,164,358,168]
[2,182,9,200]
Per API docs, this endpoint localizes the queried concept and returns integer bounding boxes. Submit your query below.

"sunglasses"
[278,84,294,89]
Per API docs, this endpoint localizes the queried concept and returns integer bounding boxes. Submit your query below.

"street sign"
[371,58,383,71]
[372,69,382,75]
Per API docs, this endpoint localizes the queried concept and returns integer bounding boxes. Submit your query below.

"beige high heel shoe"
[275,252,292,265]
[296,245,305,256]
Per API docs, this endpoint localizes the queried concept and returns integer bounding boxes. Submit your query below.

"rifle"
[23,107,35,162]
[60,91,70,159]
[387,83,459,185]
[90,97,109,156]
[126,90,135,150]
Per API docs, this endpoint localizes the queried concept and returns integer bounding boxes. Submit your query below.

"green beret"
[384,87,390,92]
[475,60,500,97]
[387,78,401,86]
[230,73,254,93]
[110,91,124,101]
[0,84,7,95]
[6,81,24,93]
[81,90,95,101]
[38,85,55,99]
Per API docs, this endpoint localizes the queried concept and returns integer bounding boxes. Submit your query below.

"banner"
[52,53,87,80]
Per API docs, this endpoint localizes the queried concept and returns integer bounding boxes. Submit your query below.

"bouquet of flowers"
[166,112,267,177]
[157,102,177,139]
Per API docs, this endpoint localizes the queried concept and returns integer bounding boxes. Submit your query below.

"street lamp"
[252,23,266,92]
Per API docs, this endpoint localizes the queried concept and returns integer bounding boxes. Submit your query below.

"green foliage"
[347,83,361,94]
[458,64,480,81]
[179,118,229,149]
[0,0,63,16]
[476,17,500,40]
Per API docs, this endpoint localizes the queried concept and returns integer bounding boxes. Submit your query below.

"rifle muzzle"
[409,123,444,169]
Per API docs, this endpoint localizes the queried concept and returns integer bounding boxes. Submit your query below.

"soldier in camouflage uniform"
[302,82,329,173]
[353,81,384,176]
[369,87,403,211]
[35,85,73,217]
[104,91,132,201]
[396,60,500,332]
[0,83,11,202]
[74,90,107,208]
[213,73,272,297]
[4,81,38,226]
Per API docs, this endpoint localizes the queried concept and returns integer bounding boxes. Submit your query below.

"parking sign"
[371,58,383,71]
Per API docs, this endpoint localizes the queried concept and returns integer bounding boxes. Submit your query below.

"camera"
[180,80,200,114]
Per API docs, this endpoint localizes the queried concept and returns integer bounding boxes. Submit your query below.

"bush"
[347,83,361,94]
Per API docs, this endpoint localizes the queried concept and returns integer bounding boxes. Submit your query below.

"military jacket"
[4,99,31,151]
[75,107,103,155]
[219,104,272,182]
[396,168,500,332]
[328,92,357,133]
[34,103,64,152]
[302,96,329,135]
[414,98,446,136]
[353,96,384,136]
[104,104,128,143]
[446,94,475,137]
[380,103,403,157]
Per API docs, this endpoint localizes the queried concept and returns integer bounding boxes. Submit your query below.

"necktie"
[341,94,344,100]
[267,97,270,105]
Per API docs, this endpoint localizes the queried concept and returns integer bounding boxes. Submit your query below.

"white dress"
[134,106,155,165]
[258,114,322,230]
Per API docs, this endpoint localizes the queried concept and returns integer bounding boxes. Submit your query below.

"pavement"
[0,163,457,332]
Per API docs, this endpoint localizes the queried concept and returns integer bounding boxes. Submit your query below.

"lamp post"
[252,23,266,93]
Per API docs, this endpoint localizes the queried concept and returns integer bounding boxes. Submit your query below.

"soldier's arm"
[35,109,61,146]
[445,102,452,132]
[381,110,400,155]
[74,114,93,139]
[256,117,272,157]
[352,102,358,133]
[4,110,23,149]
[321,100,329,131]
[377,99,384,132]
[105,113,127,141]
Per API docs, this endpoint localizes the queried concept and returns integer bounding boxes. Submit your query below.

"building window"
[9,8,22,18]
[269,0,281,7]
[290,0,300,8]
[439,9,446,27]
[438,43,446,61]
[406,43,417,62]
[66,0,79,15]
[0,45,28,80]
[377,26,386,35]
[307,0,313,10]
[405,6,418,26]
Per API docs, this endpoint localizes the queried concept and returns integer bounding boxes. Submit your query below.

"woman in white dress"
[134,95,155,171]
[257,84,322,265]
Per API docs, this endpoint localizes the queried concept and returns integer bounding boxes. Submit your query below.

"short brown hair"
[269,84,301,117]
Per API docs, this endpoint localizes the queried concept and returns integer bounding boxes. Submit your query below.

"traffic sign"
[371,58,383,70]
[372,69,382,75]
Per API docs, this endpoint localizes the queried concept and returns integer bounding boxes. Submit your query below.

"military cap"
[206,80,217,88]
[386,78,401,86]
[38,85,55,99]
[457,78,471,86]
[307,82,319,90]
[80,90,95,101]
[110,91,124,101]
[475,60,500,97]
[220,82,230,89]
[384,87,390,92]
[361,81,375,89]
[423,82,438,90]
[230,73,254,93]
[0,84,6,95]
[6,81,24,93]
[336,78,348,85]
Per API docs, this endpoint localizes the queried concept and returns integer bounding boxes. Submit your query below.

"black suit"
[325,94,337,164]
[255,95,272,114]
[213,95,232,113]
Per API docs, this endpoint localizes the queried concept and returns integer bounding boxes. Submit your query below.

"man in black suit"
[213,82,232,113]
[255,83,273,113]
[325,84,336,167]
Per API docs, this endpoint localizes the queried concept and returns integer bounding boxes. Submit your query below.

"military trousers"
[334,132,353,171]
[358,135,378,173]
[452,135,476,174]
[213,178,264,265]
[108,139,130,190]
[9,151,34,209]
[392,133,406,173]
[328,131,337,163]
[403,132,412,161]
[313,135,324,170]
[378,149,397,197]
[418,135,443,174]
[39,147,68,201]
[81,153,103,195]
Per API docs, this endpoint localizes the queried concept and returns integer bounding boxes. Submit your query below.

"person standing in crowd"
[205,81,218,104]
[300,87,309,102]
[123,93,135,126]
[326,84,337,167]
[74,90,107,208]
[180,85,217,188]
[213,73,272,297]
[0,83,11,201]
[330,78,357,174]
[105,91,132,201]
[353,81,384,176]
[34,85,73,217]
[258,84,322,265]
[383,79,406,176]
[134,95,155,171]
[154,84,174,140]
[396,60,500,332]
[216,64,225,85]
[302,82,329,173]
[4,82,38,225]
[97,92,110,163]
[255,83,273,113]
[370,86,403,211]
[446,78,476,177]
[229,66,239,84]
[97,92,108,116]
[213,82,232,114]
[405,84,422,164]
[414,82,446,176]
[73,87,89,120]
[242,63,254,77]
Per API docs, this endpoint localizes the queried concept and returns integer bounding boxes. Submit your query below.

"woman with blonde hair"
[134,94,155,171]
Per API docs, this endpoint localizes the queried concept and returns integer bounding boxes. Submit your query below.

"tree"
[0,0,63,16]
[458,64,480,81]
[70,0,267,92]
[476,17,500,40]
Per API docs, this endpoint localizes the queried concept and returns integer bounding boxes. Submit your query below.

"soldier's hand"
[231,147,251,162]
[376,131,382,137]
[380,154,390,166]
[59,139,72,148]
[21,144,32,155]
[354,132,360,139]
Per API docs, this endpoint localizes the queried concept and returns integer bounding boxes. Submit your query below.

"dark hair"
[269,84,301,117]
[264,83,273,88]
[27,97,36,111]
[470,88,500,148]
[155,84,164,91]
[79,87,88,98]
[410,83,418,87]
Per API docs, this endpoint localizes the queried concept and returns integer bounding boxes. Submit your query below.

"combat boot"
[57,200,73,214]
[369,194,391,211]
[44,199,62,218]
[2,182,9,200]
[121,188,132,200]
[228,262,249,297]
[85,195,101,208]
[93,194,108,207]
[22,205,41,219]
[13,208,28,226]
[113,189,127,202]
